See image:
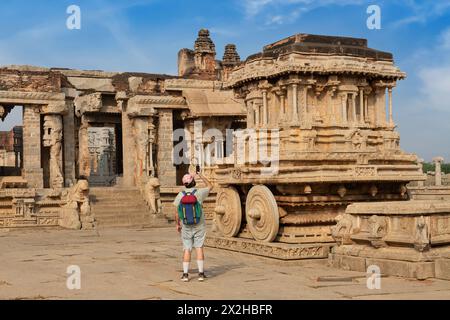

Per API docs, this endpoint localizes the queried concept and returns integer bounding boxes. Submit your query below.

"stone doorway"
[86,121,123,187]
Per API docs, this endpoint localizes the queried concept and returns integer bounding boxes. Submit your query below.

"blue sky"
[0,0,449,161]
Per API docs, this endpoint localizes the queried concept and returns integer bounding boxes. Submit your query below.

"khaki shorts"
[181,221,206,251]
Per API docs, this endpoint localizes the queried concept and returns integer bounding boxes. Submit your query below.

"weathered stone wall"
[157,110,176,186]
[0,68,65,92]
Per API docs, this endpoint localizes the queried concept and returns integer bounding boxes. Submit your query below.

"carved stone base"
[205,234,333,260]
[329,245,450,280]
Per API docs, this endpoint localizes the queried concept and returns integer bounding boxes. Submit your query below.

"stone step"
[91,204,148,210]
[89,187,168,228]
[94,211,149,216]
[90,188,141,194]
[90,195,144,201]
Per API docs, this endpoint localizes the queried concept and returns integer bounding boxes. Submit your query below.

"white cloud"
[415,28,450,113]
[391,0,450,27]
[240,0,365,25]
[243,0,275,17]
[419,67,450,112]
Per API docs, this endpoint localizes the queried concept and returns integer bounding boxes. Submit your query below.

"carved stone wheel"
[245,185,279,242]
[214,187,242,237]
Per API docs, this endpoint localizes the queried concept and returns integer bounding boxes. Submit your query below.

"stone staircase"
[89,187,170,228]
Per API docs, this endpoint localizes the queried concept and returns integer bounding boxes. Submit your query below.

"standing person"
[173,172,213,282]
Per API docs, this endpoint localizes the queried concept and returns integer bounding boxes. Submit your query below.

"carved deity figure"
[351,130,364,150]
[43,115,64,188]
[61,178,95,229]
[368,215,387,248]
[331,214,354,245]
[414,216,430,252]
[78,120,90,177]
[145,177,161,214]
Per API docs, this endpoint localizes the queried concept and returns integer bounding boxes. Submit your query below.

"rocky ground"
[0,226,449,300]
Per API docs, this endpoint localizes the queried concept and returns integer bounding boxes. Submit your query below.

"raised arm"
[196,172,213,190]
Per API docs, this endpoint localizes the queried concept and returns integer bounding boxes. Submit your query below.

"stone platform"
[329,200,450,280]
[329,245,450,280]
[205,235,334,260]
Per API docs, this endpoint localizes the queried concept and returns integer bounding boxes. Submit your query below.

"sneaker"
[198,272,206,282]
[181,273,189,282]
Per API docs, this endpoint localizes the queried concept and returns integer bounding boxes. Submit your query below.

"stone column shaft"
[359,89,364,124]
[433,157,444,186]
[254,104,260,127]
[351,93,357,124]
[262,90,268,126]
[302,86,308,126]
[157,109,176,186]
[388,87,393,126]
[292,84,298,122]
[22,105,43,188]
[364,95,369,122]
[341,93,348,124]
[121,105,135,187]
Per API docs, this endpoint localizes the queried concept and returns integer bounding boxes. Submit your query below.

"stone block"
[365,258,435,280]
[330,253,366,272]
[435,259,450,280]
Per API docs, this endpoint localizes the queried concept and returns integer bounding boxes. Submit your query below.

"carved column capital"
[41,100,68,115]
[74,93,102,117]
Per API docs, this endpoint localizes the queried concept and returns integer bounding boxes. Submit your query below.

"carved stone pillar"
[149,117,156,176]
[262,90,268,126]
[340,93,348,124]
[132,117,149,187]
[363,87,372,124]
[359,88,364,124]
[258,81,272,126]
[280,87,286,118]
[375,86,387,126]
[22,105,43,188]
[247,101,255,128]
[275,87,287,125]
[433,156,444,186]
[254,102,261,127]
[78,116,90,178]
[292,83,298,123]
[350,93,357,125]
[388,86,394,126]
[302,85,308,127]
[43,114,64,189]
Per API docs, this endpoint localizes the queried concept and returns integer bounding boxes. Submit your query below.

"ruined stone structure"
[0,29,449,279]
[0,126,22,174]
[0,30,245,229]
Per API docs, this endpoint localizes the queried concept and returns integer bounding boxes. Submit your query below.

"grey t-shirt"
[173,187,210,225]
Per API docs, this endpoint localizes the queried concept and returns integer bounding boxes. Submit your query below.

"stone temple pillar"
[63,100,76,186]
[433,156,444,186]
[131,117,149,187]
[78,116,90,178]
[157,109,176,186]
[121,103,135,187]
[43,114,64,189]
[22,105,43,188]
